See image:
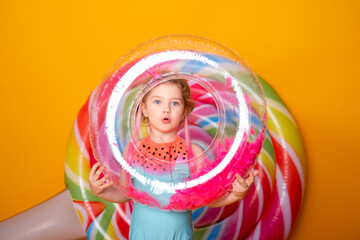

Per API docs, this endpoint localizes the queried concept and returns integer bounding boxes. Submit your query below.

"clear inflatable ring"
[89,35,267,210]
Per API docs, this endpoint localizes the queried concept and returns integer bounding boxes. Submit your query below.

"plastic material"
[0,190,86,240]
[89,35,267,210]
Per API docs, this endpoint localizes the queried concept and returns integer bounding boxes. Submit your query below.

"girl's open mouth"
[162,117,170,123]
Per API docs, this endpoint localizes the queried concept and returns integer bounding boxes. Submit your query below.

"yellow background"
[1,0,359,239]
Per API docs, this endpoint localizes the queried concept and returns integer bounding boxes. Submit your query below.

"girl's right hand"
[89,162,113,197]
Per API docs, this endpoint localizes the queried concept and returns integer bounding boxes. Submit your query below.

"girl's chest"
[130,139,189,176]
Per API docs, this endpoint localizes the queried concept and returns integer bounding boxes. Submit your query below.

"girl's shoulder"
[190,143,203,156]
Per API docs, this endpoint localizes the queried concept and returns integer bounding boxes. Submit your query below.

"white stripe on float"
[258,159,274,193]
[72,119,92,200]
[74,119,90,161]
[200,223,215,239]
[73,202,88,229]
[172,57,189,72]
[258,153,274,190]
[192,113,219,126]
[276,166,292,239]
[65,163,90,190]
[270,130,305,195]
[252,221,261,240]
[232,200,244,240]
[197,92,214,101]
[125,202,132,219]
[254,177,264,222]
[214,213,227,240]
[193,103,218,115]
[221,62,248,73]
[196,65,222,76]
[266,98,296,124]
[65,158,90,207]
[90,211,112,240]
[262,148,275,169]
[192,208,209,225]
[115,203,131,225]
[112,204,129,240]
[212,206,225,224]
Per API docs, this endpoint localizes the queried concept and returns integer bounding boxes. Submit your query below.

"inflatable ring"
[88,35,267,210]
[65,36,306,239]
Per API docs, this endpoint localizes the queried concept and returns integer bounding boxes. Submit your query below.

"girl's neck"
[148,128,178,144]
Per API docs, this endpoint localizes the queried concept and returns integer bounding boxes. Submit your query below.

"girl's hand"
[208,170,260,207]
[232,170,260,200]
[89,162,113,197]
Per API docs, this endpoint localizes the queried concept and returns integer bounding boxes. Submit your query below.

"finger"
[89,163,101,183]
[105,180,113,187]
[97,179,113,190]
[253,170,260,177]
[89,162,100,177]
[245,171,255,185]
[232,180,243,192]
[235,173,248,189]
[98,174,110,185]
[94,165,105,180]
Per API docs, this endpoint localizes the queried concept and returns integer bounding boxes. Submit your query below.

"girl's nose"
[163,104,170,113]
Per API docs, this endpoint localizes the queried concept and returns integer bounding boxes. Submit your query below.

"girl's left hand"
[232,170,260,200]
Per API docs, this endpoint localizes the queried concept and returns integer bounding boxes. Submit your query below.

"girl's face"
[141,83,185,134]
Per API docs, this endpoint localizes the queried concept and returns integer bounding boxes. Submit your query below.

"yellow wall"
[1,1,359,239]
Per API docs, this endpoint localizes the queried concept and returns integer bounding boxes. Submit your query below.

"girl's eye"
[171,102,180,106]
[154,100,161,104]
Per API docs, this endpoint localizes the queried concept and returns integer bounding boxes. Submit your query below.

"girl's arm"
[207,171,259,208]
[89,162,130,203]
[88,145,131,203]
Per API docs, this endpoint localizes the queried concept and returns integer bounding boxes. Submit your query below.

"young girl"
[89,79,259,240]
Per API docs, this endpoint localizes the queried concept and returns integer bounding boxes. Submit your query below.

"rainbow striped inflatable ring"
[65,36,306,239]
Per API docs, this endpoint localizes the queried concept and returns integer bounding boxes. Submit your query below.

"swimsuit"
[128,136,194,240]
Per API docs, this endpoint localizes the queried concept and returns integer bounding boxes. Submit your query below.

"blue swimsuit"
[128,136,194,240]
[129,202,194,240]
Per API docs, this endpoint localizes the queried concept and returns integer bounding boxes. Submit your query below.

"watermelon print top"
[128,135,194,240]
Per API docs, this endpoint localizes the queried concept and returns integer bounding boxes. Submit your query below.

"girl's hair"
[141,79,195,125]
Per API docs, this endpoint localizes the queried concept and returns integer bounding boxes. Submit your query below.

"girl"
[89,79,259,240]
